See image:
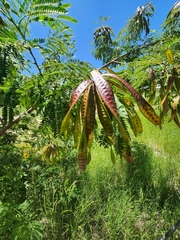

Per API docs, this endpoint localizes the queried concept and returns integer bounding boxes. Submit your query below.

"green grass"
[1,113,180,239]
[70,114,180,240]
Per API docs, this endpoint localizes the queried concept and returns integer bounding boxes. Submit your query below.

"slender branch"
[28,47,43,77]
[0,107,34,136]
[3,3,43,76]
[98,39,166,70]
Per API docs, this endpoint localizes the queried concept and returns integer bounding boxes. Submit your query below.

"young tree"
[61,2,180,171]
[0,0,180,172]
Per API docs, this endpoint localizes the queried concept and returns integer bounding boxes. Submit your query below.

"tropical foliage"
[61,1,180,170]
[0,0,180,239]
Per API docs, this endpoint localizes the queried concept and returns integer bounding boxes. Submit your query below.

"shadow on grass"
[125,141,180,209]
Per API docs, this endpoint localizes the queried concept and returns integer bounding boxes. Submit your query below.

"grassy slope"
[76,114,180,240]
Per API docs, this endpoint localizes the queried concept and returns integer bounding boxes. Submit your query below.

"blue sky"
[29,0,176,70]
[66,0,176,68]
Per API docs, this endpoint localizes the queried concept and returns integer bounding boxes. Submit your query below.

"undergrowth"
[0,115,180,239]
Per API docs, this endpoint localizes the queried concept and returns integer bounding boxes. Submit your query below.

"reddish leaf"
[127,107,143,136]
[122,144,133,163]
[96,89,114,145]
[60,80,91,135]
[91,70,118,118]
[103,73,161,126]
[78,122,87,171]
[81,86,91,123]
[163,98,169,116]
[70,80,92,110]
[86,85,96,144]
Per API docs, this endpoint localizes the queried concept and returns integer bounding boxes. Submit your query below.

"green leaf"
[96,89,114,145]
[81,85,91,123]
[110,145,116,164]
[60,109,72,135]
[73,105,81,148]
[126,101,143,136]
[60,80,91,135]
[160,76,174,106]
[166,49,174,64]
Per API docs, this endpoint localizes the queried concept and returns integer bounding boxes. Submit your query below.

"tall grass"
[1,114,180,239]
[69,115,180,239]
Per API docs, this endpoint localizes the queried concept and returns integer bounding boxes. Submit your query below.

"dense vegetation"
[0,0,180,239]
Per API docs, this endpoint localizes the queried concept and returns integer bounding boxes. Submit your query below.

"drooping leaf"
[81,85,91,123]
[166,49,174,64]
[86,85,96,144]
[149,76,156,104]
[78,122,88,171]
[106,76,126,92]
[91,70,118,118]
[110,145,116,164]
[174,113,180,128]
[173,69,180,95]
[163,98,169,116]
[160,76,174,106]
[122,144,133,162]
[126,101,143,136]
[87,149,92,165]
[171,95,180,110]
[103,73,161,126]
[169,108,176,122]
[169,95,180,122]
[60,80,91,134]
[96,89,114,145]
[73,105,81,148]
[59,109,72,136]
[69,80,92,110]
[92,70,132,161]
